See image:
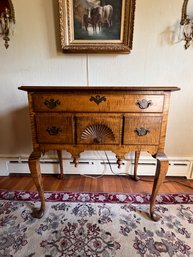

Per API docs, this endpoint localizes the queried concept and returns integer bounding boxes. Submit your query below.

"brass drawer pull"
[136,99,153,109]
[93,137,102,144]
[46,126,62,135]
[44,99,60,109]
[89,95,106,105]
[135,127,150,136]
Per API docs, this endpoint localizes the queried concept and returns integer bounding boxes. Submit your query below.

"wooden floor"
[0,174,193,194]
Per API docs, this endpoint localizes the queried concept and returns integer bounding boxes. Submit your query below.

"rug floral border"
[1,190,193,204]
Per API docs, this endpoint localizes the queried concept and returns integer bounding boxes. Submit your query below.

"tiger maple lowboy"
[18,86,180,221]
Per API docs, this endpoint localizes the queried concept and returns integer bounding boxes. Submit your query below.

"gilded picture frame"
[58,0,136,53]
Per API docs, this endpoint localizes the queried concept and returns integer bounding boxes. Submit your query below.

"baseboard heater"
[5,158,192,178]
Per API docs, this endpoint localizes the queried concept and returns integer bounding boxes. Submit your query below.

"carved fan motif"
[81,124,115,144]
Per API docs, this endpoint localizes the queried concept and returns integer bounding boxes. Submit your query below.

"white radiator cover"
[0,151,192,179]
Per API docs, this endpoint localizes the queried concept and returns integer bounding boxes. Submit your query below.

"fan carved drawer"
[75,114,122,145]
[19,86,180,221]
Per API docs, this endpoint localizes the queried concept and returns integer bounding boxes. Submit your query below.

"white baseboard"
[0,158,9,176]
[0,151,192,179]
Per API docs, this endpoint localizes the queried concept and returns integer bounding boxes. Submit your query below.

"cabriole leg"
[150,153,169,221]
[28,150,45,218]
[132,151,140,181]
[57,150,64,179]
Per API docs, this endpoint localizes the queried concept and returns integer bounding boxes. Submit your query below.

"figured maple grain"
[32,93,165,113]
[35,113,74,144]
[18,86,180,221]
[123,115,162,145]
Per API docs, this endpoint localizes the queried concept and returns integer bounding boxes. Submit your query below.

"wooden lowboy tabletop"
[18,86,180,92]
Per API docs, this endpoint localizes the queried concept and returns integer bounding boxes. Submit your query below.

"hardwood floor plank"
[0,175,193,194]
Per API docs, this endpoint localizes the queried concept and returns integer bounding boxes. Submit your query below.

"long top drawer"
[31,93,164,113]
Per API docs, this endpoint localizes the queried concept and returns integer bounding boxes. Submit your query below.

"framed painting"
[58,0,136,53]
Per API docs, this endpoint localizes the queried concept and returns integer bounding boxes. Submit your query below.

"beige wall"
[0,0,193,158]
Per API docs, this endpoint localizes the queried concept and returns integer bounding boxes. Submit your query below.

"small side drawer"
[76,114,122,145]
[123,115,162,145]
[35,114,73,144]
[32,93,164,113]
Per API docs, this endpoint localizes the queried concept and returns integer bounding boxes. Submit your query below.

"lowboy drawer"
[32,93,164,113]
[35,114,73,144]
[76,114,122,145]
[123,115,162,145]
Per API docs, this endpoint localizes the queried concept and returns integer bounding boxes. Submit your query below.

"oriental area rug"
[1,191,193,257]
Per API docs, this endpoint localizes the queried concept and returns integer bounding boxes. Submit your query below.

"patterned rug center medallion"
[1,191,193,257]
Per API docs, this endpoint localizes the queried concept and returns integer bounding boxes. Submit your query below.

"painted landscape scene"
[73,0,122,40]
